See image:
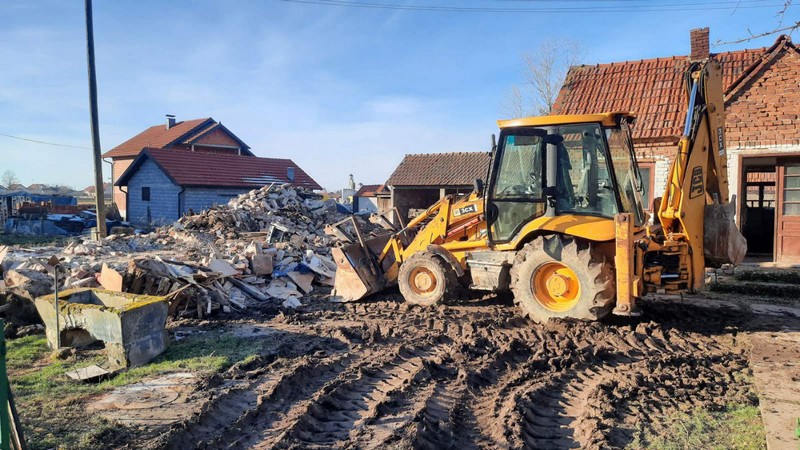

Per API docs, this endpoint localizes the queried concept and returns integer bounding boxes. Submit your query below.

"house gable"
[726,41,800,148]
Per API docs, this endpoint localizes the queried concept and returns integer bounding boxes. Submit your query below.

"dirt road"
[141,294,785,449]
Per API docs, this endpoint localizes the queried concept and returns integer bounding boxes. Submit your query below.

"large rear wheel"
[398,251,459,306]
[510,235,614,323]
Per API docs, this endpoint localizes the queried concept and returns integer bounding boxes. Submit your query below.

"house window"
[637,161,656,211]
[142,187,151,201]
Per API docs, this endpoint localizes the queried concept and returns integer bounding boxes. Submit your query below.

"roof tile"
[103,118,212,158]
[550,42,786,141]
[118,148,321,190]
[386,152,491,187]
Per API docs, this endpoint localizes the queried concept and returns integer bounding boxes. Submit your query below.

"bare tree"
[718,0,798,44]
[501,39,584,118]
[500,86,530,119]
[1,170,19,187]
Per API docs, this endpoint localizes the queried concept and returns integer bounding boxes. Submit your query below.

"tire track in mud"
[203,352,358,449]
[150,298,760,450]
[269,339,454,449]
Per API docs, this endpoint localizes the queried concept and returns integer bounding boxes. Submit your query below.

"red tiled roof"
[103,118,213,158]
[386,152,491,187]
[550,38,796,142]
[116,148,321,190]
[354,184,382,197]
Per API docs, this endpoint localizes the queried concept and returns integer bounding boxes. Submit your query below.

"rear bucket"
[704,199,747,267]
[331,242,386,302]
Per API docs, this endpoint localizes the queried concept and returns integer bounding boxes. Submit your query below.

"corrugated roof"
[386,152,491,187]
[550,38,797,141]
[115,148,321,190]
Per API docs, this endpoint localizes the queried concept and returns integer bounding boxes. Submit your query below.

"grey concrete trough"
[35,288,169,368]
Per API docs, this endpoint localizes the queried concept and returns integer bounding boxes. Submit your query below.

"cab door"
[486,129,547,243]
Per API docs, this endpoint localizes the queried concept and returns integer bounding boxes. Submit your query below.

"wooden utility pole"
[85,0,107,239]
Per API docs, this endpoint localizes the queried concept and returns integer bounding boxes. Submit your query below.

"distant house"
[384,152,490,221]
[103,115,252,218]
[83,183,113,198]
[6,184,25,192]
[353,184,382,213]
[114,148,321,226]
[551,28,800,262]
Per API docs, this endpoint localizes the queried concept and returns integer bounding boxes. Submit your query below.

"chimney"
[690,27,710,61]
[166,114,176,130]
[287,167,295,182]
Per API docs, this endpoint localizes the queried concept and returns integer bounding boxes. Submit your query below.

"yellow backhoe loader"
[332,57,747,323]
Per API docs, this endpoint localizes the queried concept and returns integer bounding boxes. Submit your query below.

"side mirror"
[473,178,484,196]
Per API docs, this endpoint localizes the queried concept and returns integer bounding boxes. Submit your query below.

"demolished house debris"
[0,184,379,340]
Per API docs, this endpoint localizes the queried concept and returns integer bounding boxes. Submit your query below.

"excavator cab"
[486,114,646,244]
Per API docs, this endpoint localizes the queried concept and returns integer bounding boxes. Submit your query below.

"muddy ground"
[116,291,795,450]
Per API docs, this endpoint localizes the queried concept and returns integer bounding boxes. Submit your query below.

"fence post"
[0,319,10,450]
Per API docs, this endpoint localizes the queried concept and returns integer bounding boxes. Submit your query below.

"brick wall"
[725,45,800,200]
[726,46,800,148]
[111,157,134,218]
[183,187,249,214]
[634,141,675,200]
[124,158,182,227]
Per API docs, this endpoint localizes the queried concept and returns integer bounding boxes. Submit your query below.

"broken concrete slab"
[4,269,52,300]
[35,288,169,368]
[66,364,116,383]
[266,280,302,300]
[98,263,124,292]
[207,259,240,277]
[287,271,314,294]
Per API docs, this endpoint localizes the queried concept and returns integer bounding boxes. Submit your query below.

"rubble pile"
[1,183,380,323]
[178,184,343,245]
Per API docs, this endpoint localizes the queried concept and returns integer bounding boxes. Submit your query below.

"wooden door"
[775,159,800,262]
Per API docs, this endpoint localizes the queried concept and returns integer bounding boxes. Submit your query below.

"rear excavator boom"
[332,57,746,323]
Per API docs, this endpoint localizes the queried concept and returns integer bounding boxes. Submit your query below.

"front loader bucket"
[331,231,395,302]
[332,244,384,301]
[704,197,747,267]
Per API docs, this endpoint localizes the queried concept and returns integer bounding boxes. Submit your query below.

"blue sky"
[0,0,795,191]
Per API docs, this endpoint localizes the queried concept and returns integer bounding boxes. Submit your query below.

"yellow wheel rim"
[532,262,581,312]
[409,267,438,296]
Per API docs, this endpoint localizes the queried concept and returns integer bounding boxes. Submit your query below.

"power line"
[277,0,786,12]
[0,132,91,150]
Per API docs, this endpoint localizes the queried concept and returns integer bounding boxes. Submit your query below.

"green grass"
[6,330,264,450]
[629,404,766,450]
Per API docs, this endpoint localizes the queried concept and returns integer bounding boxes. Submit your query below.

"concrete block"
[35,288,169,368]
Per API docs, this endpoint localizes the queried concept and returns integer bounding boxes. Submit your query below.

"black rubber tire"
[398,251,459,306]
[510,235,614,323]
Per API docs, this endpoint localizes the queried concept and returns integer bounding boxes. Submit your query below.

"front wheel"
[398,251,459,306]
[510,235,614,323]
